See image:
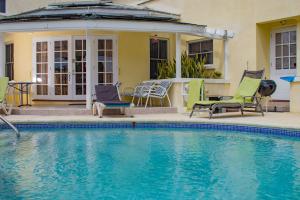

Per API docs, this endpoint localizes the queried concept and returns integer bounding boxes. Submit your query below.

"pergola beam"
[175,33,182,79]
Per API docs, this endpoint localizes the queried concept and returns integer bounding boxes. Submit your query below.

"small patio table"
[9,81,36,107]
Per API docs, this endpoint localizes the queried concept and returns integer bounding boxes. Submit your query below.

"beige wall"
[5,30,177,105]
[5,0,300,110]
[290,82,300,113]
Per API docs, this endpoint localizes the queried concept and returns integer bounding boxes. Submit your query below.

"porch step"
[12,106,178,116]
[12,106,92,116]
[262,100,290,112]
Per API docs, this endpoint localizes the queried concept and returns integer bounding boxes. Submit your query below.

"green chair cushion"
[233,77,261,103]
[186,79,204,110]
[194,77,261,106]
[0,77,9,103]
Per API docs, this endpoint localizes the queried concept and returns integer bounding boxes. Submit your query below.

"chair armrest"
[242,96,261,104]
[149,85,167,95]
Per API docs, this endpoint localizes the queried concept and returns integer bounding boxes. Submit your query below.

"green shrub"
[157,51,222,79]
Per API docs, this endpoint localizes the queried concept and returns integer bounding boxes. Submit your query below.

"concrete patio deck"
[3,112,300,130]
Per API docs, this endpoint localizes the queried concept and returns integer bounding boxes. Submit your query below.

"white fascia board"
[0,19,232,39]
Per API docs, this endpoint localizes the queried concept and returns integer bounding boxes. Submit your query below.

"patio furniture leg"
[166,94,171,107]
[1,104,8,115]
[209,109,213,119]
[258,103,264,116]
[95,102,104,118]
[209,105,217,119]
[145,95,150,108]
[120,107,125,115]
[131,96,135,104]
[189,105,196,118]
[92,103,97,116]
[160,99,163,107]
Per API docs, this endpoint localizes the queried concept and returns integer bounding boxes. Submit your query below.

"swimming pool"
[1,124,300,199]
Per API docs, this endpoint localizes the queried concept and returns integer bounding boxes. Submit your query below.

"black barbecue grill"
[258,80,277,97]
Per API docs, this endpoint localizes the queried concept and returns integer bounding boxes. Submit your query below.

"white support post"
[175,33,181,80]
[86,31,93,109]
[0,33,5,77]
[223,39,229,81]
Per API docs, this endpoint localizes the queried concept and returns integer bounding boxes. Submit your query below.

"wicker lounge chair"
[144,80,172,108]
[93,84,133,118]
[190,70,264,119]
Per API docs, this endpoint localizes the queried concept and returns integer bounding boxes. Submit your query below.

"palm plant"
[157,51,222,79]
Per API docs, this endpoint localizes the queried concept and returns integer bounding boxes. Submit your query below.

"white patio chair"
[144,80,173,108]
[131,81,155,106]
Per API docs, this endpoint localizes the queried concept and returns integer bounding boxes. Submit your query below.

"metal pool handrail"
[0,116,20,137]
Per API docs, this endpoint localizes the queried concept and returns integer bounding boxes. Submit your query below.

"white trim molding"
[0,19,233,40]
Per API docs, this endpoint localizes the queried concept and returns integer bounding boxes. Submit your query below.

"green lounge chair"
[190,76,263,119]
[0,77,10,115]
[186,79,205,111]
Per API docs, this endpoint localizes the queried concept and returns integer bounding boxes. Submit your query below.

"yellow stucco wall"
[290,82,300,113]
[5,30,179,105]
[5,0,300,110]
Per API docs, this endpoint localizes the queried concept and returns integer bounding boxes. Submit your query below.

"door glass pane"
[282,45,289,57]
[276,58,282,70]
[36,41,48,95]
[290,57,296,69]
[275,33,281,44]
[106,51,113,62]
[282,32,289,44]
[106,40,112,50]
[74,39,86,95]
[54,40,68,96]
[76,85,82,95]
[290,44,296,56]
[283,57,289,69]
[290,31,296,43]
[275,46,281,57]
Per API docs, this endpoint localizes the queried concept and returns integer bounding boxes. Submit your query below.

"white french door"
[33,36,117,100]
[33,37,72,100]
[94,36,118,86]
[72,37,87,100]
[270,27,297,100]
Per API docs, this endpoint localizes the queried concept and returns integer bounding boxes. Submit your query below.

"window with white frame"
[0,0,5,13]
[188,39,213,65]
[275,31,296,70]
[150,38,168,79]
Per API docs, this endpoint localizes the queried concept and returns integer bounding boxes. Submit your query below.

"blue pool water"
[0,128,300,200]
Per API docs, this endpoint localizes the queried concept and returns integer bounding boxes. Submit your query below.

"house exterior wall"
[4,30,177,105]
[5,0,300,111]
